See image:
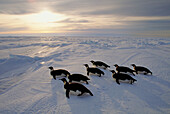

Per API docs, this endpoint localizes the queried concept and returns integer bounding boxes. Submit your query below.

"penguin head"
[114,64,119,67]
[110,70,117,78]
[49,66,54,70]
[110,70,116,74]
[84,64,89,68]
[90,60,94,63]
[59,78,67,83]
[131,64,136,67]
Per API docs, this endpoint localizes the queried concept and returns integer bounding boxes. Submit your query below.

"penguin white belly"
[89,72,100,76]
[99,65,107,69]
[119,79,130,83]
[113,78,130,84]
[59,73,66,77]
[95,65,106,69]
[137,71,147,74]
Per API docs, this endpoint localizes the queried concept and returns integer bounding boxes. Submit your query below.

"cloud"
[0,0,170,17]
[0,25,28,32]
[54,18,90,24]
[47,0,170,17]
[0,0,48,15]
[0,0,170,35]
[114,19,170,30]
[0,4,34,14]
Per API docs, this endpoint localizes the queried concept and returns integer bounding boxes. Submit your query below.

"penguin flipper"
[88,90,93,96]
[150,72,152,75]
[136,71,138,74]
[85,81,89,84]
[66,89,70,99]
[116,79,120,85]
[53,76,56,80]
[132,72,135,76]
[87,72,89,76]
[78,92,84,96]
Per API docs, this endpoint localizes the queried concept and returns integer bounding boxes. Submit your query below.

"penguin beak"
[59,78,66,82]
[59,79,63,81]
[48,66,53,70]
[110,70,115,73]
[131,64,135,66]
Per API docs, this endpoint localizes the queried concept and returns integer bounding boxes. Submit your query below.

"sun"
[21,10,67,33]
[33,10,63,23]
[23,10,66,25]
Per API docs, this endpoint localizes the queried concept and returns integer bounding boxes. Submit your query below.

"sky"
[0,0,170,36]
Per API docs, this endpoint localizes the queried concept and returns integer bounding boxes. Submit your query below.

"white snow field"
[0,36,170,114]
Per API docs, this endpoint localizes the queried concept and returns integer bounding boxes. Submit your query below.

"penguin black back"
[114,64,135,76]
[49,66,70,80]
[90,60,110,69]
[68,74,90,84]
[60,78,93,98]
[131,64,152,75]
[84,64,104,77]
[110,70,137,85]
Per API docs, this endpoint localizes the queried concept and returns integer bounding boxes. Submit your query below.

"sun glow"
[21,10,67,33]
[33,10,61,23]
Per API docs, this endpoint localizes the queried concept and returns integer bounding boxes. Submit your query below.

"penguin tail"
[89,91,93,96]
[150,71,152,75]
[133,78,137,82]
[87,78,90,80]
[53,76,56,80]
[132,70,136,73]
[86,77,90,80]
[87,90,93,96]
[132,72,135,76]
[102,72,105,75]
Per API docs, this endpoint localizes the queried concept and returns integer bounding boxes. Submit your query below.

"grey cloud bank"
[0,0,170,36]
[0,0,170,16]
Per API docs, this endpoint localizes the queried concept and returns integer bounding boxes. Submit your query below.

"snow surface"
[0,36,170,114]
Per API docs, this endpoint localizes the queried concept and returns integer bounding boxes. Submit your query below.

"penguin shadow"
[66,90,103,114]
[50,76,66,97]
[22,78,59,113]
[49,78,74,111]
[126,75,169,113]
[104,71,169,113]
[151,75,170,89]
[89,73,125,113]
[135,72,170,89]
[50,78,58,101]
[51,77,87,113]
[65,77,104,114]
